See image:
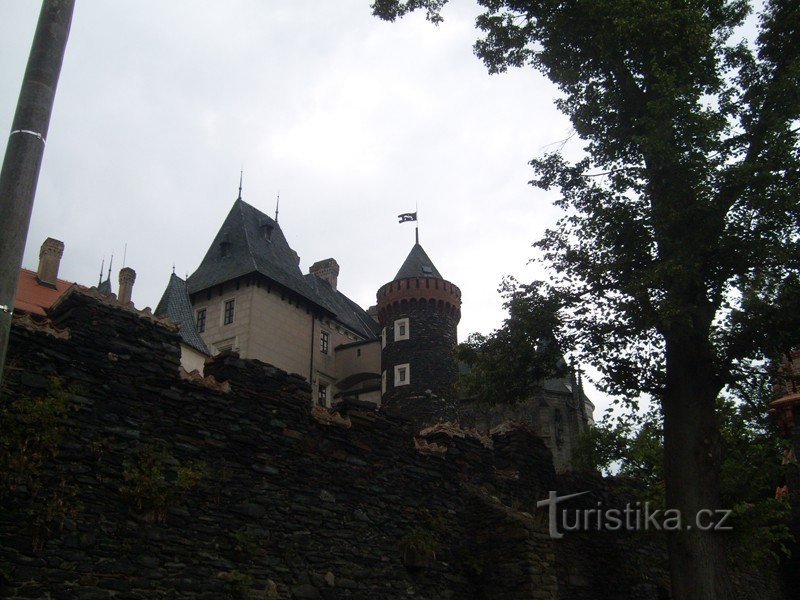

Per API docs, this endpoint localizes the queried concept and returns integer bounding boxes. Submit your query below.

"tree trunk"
[0,0,75,392]
[662,334,732,600]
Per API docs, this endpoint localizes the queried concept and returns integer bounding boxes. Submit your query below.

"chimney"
[366,304,379,322]
[36,238,65,288]
[309,258,340,290]
[118,267,136,306]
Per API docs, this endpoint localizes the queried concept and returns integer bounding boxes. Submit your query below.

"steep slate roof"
[155,273,211,355]
[394,243,443,280]
[187,199,334,314]
[97,278,112,295]
[304,274,381,339]
[187,198,377,339]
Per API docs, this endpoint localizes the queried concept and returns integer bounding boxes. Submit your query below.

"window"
[223,298,235,325]
[394,318,409,341]
[394,363,410,387]
[320,331,330,354]
[215,337,235,353]
[318,384,328,406]
[196,308,206,333]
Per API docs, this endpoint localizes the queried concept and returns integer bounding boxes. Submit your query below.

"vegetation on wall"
[119,444,206,523]
[0,376,82,550]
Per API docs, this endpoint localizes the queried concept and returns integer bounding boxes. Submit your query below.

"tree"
[373,1,800,598]
[574,387,793,567]
[456,278,568,405]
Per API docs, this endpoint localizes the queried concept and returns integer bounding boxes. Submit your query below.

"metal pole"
[0,0,76,392]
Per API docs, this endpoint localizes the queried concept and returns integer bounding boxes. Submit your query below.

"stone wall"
[0,289,788,599]
[460,391,588,473]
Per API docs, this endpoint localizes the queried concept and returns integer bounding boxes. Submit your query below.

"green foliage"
[0,377,70,493]
[399,508,446,557]
[374,3,799,589]
[462,553,485,576]
[573,389,793,563]
[232,524,269,556]
[399,526,439,555]
[177,460,207,490]
[120,446,206,522]
[0,377,83,550]
[219,570,255,599]
[28,480,82,552]
[725,498,793,564]
[457,278,568,405]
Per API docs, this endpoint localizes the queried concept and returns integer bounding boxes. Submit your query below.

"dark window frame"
[223,298,235,325]
[196,308,206,333]
[320,331,330,354]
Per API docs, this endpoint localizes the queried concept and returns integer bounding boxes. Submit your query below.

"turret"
[377,243,461,425]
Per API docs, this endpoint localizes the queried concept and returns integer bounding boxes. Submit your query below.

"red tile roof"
[14,268,85,316]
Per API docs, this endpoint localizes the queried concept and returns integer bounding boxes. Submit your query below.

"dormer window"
[259,221,274,242]
[421,265,433,275]
[219,234,231,257]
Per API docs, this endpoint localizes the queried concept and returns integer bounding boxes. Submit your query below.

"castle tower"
[377,243,461,425]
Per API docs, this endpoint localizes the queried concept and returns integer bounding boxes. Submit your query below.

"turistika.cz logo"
[536,491,733,540]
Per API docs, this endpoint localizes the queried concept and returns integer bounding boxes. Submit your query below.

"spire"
[98,257,105,286]
[107,253,113,281]
[393,243,442,280]
[275,191,280,223]
[237,169,243,200]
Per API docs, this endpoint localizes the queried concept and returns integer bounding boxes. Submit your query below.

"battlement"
[376,276,461,325]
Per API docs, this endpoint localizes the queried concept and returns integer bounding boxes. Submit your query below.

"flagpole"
[415,200,419,244]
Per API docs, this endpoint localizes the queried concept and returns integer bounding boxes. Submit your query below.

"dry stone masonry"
[0,289,785,599]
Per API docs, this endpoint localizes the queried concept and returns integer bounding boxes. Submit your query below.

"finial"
[98,256,105,286]
[275,190,280,223]
[238,169,243,200]
[122,243,127,268]
[107,253,114,282]
[172,263,176,275]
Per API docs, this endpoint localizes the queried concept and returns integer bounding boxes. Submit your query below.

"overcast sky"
[2,1,609,408]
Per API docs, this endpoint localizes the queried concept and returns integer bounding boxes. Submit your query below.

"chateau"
[156,195,594,469]
[13,195,593,470]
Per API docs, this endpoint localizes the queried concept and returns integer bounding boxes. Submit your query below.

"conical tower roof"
[394,243,442,280]
[155,272,210,355]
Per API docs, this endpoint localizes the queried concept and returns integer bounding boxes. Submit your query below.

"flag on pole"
[398,212,417,223]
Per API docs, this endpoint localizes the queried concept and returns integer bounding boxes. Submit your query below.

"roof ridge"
[236,199,259,274]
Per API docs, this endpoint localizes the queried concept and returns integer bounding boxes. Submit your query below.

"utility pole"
[0,0,76,392]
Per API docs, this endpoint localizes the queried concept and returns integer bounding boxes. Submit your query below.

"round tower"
[377,243,461,425]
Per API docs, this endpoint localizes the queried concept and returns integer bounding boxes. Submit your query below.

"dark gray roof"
[97,277,112,295]
[304,274,381,339]
[155,273,211,356]
[187,198,377,340]
[187,199,333,315]
[394,243,443,280]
